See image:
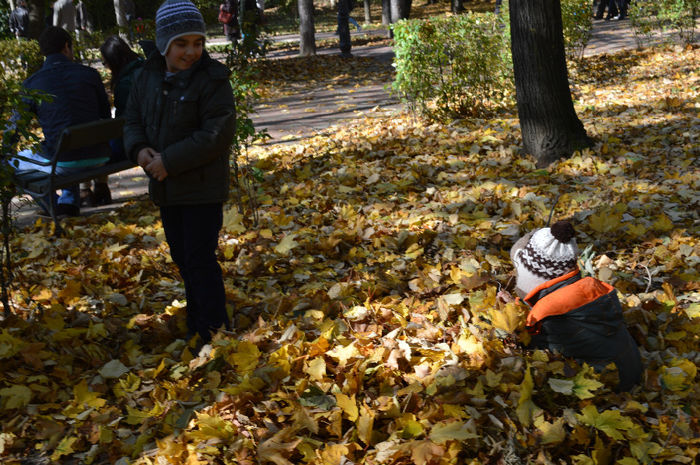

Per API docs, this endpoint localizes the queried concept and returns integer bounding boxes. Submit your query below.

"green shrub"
[0,39,48,315]
[561,0,593,59]
[0,39,43,81]
[391,13,513,120]
[630,0,699,46]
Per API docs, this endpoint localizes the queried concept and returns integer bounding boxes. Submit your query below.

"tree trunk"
[25,0,45,40]
[451,0,463,14]
[113,0,129,41]
[298,0,316,56]
[381,0,390,24]
[390,0,410,22]
[509,0,592,167]
[9,0,16,12]
[363,0,371,24]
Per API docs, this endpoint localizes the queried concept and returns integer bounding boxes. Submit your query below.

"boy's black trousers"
[160,203,230,342]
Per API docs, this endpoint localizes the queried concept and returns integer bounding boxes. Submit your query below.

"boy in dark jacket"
[124,0,236,345]
[507,221,643,392]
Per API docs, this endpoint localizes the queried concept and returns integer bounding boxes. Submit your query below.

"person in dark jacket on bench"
[505,220,643,392]
[10,26,111,217]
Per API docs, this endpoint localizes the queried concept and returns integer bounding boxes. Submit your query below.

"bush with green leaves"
[561,0,593,59]
[0,39,47,316]
[630,0,698,46]
[392,13,513,120]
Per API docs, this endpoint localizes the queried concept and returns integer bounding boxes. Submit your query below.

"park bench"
[11,118,135,232]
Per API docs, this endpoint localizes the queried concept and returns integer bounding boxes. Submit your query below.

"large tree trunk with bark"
[509,0,592,167]
[381,0,390,25]
[390,0,410,22]
[26,0,45,39]
[298,0,316,56]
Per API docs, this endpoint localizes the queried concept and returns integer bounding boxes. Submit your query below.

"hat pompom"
[550,220,575,243]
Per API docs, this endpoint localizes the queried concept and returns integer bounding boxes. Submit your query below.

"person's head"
[510,220,580,298]
[100,35,140,84]
[18,0,27,8]
[155,0,206,72]
[38,26,72,58]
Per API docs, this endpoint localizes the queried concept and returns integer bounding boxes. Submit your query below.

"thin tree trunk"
[113,0,129,41]
[9,0,16,12]
[25,0,45,39]
[452,0,463,14]
[509,0,592,167]
[381,0,390,25]
[363,0,371,24]
[298,0,316,56]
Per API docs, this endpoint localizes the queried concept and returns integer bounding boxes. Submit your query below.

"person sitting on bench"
[9,26,112,217]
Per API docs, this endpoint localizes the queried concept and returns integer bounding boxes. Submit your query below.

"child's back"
[510,221,643,391]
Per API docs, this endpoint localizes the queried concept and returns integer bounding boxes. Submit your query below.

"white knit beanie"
[155,0,207,55]
[510,220,579,298]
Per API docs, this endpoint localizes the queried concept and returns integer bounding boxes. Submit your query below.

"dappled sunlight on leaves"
[0,46,698,464]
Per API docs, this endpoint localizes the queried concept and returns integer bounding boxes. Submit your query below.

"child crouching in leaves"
[500,220,642,392]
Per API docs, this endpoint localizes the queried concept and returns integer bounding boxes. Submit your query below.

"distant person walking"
[10,1,30,39]
[337,0,352,57]
[53,0,77,32]
[219,0,240,42]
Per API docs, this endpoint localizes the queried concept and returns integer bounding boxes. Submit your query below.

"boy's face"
[164,34,204,73]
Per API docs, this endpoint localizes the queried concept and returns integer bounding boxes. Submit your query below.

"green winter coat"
[123,50,235,207]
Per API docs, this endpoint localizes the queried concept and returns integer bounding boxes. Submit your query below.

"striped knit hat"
[155,0,206,55]
[510,221,579,297]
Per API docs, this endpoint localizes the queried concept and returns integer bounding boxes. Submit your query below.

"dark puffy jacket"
[113,58,144,117]
[123,51,236,207]
[22,53,111,161]
[524,269,643,392]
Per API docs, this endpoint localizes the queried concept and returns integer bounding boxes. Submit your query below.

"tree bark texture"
[26,0,45,39]
[509,0,592,167]
[298,0,316,56]
[363,0,371,24]
[381,0,390,25]
[390,0,410,22]
[451,0,463,14]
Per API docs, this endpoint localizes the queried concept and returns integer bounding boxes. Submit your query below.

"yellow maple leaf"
[490,302,524,333]
[410,439,445,465]
[305,357,326,381]
[588,211,622,233]
[357,403,375,445]
[50,436,77,461]
[274,233,299,255]
[516,365,540,427]
[429,420,478,444]
[327,341,360,368]
[659,358,697,392]
[222,208,246,234]
[652,214,673,232]
[335,392,359,421]
[58,280,82,304]
[576,405,634,440]
[229,341,261,374]
[318,444,350,465]
[72,380,106,410]
[0,385,32,409]
[534,415,566,445]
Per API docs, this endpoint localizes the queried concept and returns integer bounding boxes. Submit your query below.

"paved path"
[12,19,672,227]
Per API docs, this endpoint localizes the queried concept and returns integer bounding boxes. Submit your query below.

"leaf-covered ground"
[1,46,699,464]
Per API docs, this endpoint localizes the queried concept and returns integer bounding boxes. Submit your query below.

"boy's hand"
[146,154,168,181]
[136,147,158,169]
